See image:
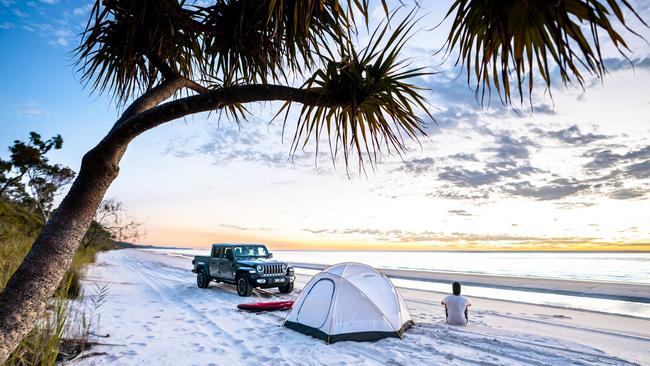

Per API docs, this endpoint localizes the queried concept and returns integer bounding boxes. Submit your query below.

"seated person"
[441,282,471,325]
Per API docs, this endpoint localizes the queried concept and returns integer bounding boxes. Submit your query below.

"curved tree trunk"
[0,76,185,362]
[0,81,339,362]
[0,142,125,361]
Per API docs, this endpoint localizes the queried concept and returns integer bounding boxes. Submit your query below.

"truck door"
[221,247,235,281]
[210,246,222,277]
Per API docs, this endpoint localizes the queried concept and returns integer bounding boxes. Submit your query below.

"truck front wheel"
[197,270,209,289]
[236,274,253,297]
[279,282,294,294]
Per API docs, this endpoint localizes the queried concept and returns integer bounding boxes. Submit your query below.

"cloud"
[13,8,28,17]
[603,57,650,72]
[438,166,504,187]
[72,4,92,16]
[387,117,646,204]
[503,178,591,200]
[427,190,490,201]
[220,224,275,232]
[0,22,14,30]
[393,153,478,176]
[608,187,648,200]
[18,103,44,116]
[414,62,558,133]
[51,37,68,47]
[625,160,650,179]
[166,120,310,168]
[533,125,610,145]
[1,0,86,48]
[304,228,403,237]
[447,153,478,162]
[394,157,435,175]
[584,145,650,170]
[303,228,329,234]
[554,202,597,209]
[431,106,481,128]
[400,129,540,200]
[447,209,474,217]
[301,226,600,246]
[484,134,532,159]
[47,28,72,47]
[438,134,536,188]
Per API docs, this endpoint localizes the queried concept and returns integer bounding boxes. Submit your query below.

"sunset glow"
[2,1,650,252]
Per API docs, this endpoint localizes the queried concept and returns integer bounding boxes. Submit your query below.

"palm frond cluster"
[76,0,437,166]
[197,0,341,83]
[76,0,202,103]
[74,0,645,167]
[76,0,386,102]
[445,0,647,104]
[281,12,433,169]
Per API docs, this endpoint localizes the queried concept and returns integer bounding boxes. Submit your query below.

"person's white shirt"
[441,294,471,325]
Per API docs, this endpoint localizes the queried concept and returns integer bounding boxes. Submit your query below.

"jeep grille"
[261,264,284,276]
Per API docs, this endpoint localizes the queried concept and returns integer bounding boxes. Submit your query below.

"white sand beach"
[70,249,650,365]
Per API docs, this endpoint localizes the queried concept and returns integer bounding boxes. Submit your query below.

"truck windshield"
[233,246,269,258]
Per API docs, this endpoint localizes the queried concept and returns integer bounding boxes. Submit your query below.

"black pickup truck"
[192,243,295,296]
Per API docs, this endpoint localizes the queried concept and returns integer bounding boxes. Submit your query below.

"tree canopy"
[0,132,75,222]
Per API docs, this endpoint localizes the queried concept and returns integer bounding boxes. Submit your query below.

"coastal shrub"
[0,200,42,288]
[0,199,115,363]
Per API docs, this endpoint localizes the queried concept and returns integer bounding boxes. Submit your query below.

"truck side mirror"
[269,253,273,258]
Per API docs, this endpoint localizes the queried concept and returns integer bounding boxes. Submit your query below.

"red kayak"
[237,301,294,312]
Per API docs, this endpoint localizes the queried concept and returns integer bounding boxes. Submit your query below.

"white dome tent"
[283,263,413,344]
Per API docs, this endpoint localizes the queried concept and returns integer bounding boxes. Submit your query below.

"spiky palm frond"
[196,0,387,84]
[76,0,202,104]
[280,12,433,170]
[75,0,386,103]
[196,0,337,84]
[445,0,647,104]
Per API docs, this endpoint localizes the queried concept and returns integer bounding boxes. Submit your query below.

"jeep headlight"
[256,265,264,273]
[282,264,288,272]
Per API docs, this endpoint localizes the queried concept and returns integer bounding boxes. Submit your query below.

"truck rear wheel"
[236,273,253,297]
[197,270,209,289]
[279,282,294,294]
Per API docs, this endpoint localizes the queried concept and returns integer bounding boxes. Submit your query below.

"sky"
[1,0,650,251]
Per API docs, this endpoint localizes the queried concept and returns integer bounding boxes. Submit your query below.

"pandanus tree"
[0,0,645,360]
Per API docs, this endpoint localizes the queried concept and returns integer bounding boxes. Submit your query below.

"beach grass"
[0,200,116,364]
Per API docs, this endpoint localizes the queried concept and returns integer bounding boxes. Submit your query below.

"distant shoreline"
[142,246,650,253]
[116,242,187,250]
[157,247,650,304]
[275,249,650,253]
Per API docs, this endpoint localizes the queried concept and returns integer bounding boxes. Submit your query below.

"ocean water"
[273,251,650,285]
[159,249,650,284]
[156,248,650,317]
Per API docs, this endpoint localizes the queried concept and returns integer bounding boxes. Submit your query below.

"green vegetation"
[5,276,74,366]
[0,132,75,223]
[0,197,118,296]
[0,132,124,364]
[0,199,117,365]
[0,199,43,289]
[0,131,125,295]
